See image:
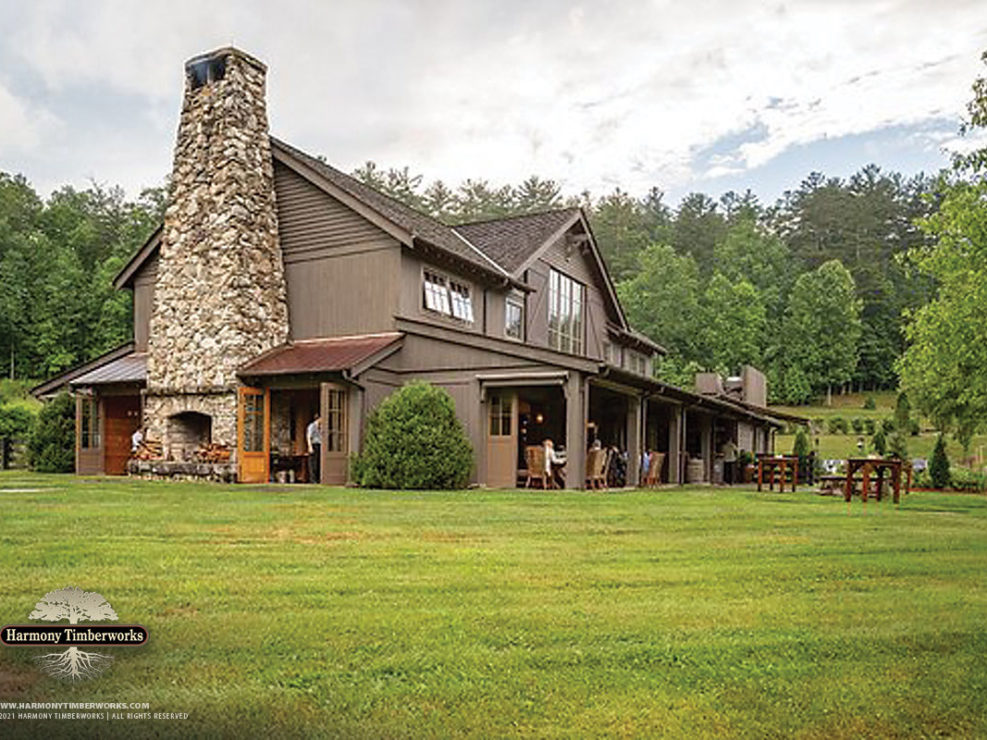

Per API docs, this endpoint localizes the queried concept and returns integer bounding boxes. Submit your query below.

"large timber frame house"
[34,47,783,488]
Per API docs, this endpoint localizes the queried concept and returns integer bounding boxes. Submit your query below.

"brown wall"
[275,162,401,339]
[524,229,619,361]
[132,251,158,352]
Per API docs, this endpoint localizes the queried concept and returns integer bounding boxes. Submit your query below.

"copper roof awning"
[238,333,403,377]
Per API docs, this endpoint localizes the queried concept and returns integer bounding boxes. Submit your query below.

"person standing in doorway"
[307,414,322,484]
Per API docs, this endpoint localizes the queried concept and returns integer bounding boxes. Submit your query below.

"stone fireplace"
[166,411,212,461]
[136,46,289,482]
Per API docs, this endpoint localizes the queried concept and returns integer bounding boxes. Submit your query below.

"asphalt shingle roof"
[453,208,581,274]
[271,137,511,281]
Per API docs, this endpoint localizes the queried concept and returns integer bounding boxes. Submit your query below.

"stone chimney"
[144,47,288,458]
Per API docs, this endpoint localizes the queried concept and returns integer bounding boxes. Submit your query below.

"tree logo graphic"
[30,587,118,680]
[1,587,147,681]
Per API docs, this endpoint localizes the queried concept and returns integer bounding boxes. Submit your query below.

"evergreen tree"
[929,434,950,489]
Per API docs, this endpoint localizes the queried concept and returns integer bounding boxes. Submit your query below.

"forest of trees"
[0,158,938,404]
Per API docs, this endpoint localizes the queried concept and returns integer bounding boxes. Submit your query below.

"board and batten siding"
[274,162,401,339]
[397,251,486,336]
[525,229,619,361]
[132,251,158,352]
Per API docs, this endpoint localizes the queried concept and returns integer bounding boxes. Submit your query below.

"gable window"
[505,294,524,340]
[548,268,584,354]
[423,269,474,324]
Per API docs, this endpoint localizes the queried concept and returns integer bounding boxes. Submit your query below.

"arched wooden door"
[238,386,270,483]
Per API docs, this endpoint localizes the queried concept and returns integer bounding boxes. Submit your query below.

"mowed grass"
[1,473,986,738]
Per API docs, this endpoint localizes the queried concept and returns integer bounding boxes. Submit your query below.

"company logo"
[1,587,148,680]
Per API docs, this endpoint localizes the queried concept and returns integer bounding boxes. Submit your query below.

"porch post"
[346,385,363,485]
[564,373,587,490]
[700,413,712,483]
[668,405,681,484]
[626,394,642,487]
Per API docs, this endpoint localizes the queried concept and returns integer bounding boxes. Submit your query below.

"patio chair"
[644,451,665,487]
[586,448,607,489]
[525,445,551,489]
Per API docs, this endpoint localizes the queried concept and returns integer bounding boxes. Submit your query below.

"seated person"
[544,438,567,488]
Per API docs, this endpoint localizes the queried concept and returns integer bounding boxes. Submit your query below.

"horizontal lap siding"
[133,252,158,352]
[275,163,400,339]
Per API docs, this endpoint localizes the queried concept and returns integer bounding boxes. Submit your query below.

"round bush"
[28,392,75,473]
[353,382,473,490]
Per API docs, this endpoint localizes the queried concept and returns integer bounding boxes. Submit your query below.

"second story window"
[505,294,524,340]
[423,269,474,324]
[548,268,584,354]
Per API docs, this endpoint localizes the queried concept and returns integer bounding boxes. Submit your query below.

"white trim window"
[548,268,584,354]
[505,293,524,340]
[449,280,474,323]
[423,269,474,324]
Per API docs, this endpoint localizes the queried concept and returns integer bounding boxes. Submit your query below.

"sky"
[1,0,986,208]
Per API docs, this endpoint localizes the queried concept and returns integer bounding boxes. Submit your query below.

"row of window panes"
[325,389,347,453]
[548,268,584,354]
[489,394,511,436]
[243,393,265,452]
[80,397,100,449]
[423,270,474,324]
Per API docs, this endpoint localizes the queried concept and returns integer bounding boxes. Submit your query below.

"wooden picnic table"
[757,455,799,493]
[844,457,911,504]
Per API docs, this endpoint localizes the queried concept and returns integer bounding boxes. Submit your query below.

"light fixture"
[535,413,544,424]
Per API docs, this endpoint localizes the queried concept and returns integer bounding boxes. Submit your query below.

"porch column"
[669,405,682,484]
[345,386,363,485]
[564,372,587,490]
[626,394,642,487]
[700,413,712,483]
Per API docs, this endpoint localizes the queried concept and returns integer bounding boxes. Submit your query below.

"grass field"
[1,472,986,738]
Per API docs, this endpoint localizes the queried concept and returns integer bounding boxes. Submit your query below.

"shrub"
[863,418,876,435]
[888,430,909,462]
[352,382,473,490]
[948,467,987,493]
[872,427,887,456]
[909,419,920,436]
[827,417,847,435]
[880,417,894,435]
[27,392,75,473]
[894,391,911,431]
[851,417,864,434]
[792,426,811,481]
[928,434,950,489]
[863,395,876,410]
[0,403,35,439]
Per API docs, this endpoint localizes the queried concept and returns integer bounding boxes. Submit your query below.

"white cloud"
[0,81,60,155]
[2,0,986,200]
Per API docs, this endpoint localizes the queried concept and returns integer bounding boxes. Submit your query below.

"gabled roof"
[270,138,517,286]
[238,332,403,377]
[113,226,160,290]
[31,342,137,398]
[453,208,581,273]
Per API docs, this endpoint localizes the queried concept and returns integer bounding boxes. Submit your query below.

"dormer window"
[423,269,473,324]
[505,293,524,340]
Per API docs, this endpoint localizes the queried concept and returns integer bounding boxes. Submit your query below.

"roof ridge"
[453,206,580,229]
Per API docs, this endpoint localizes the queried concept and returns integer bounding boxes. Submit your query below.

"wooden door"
[103,395,141,475]
[319,382,349,486]
[486,391,517,489]
[238,386,270,483]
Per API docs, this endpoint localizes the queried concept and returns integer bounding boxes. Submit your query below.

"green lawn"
[2,472,986,738]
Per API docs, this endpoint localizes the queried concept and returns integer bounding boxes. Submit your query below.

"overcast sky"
[1,1,986,208]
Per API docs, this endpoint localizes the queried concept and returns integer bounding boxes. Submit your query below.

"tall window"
[423,269,474,324]
[242,393,265,452]
[548,268,584,354]
[325,389,347,452]
[80,396,100,449]
[505,294,524,340]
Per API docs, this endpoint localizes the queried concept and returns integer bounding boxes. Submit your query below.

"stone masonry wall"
[144,48,289,461]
